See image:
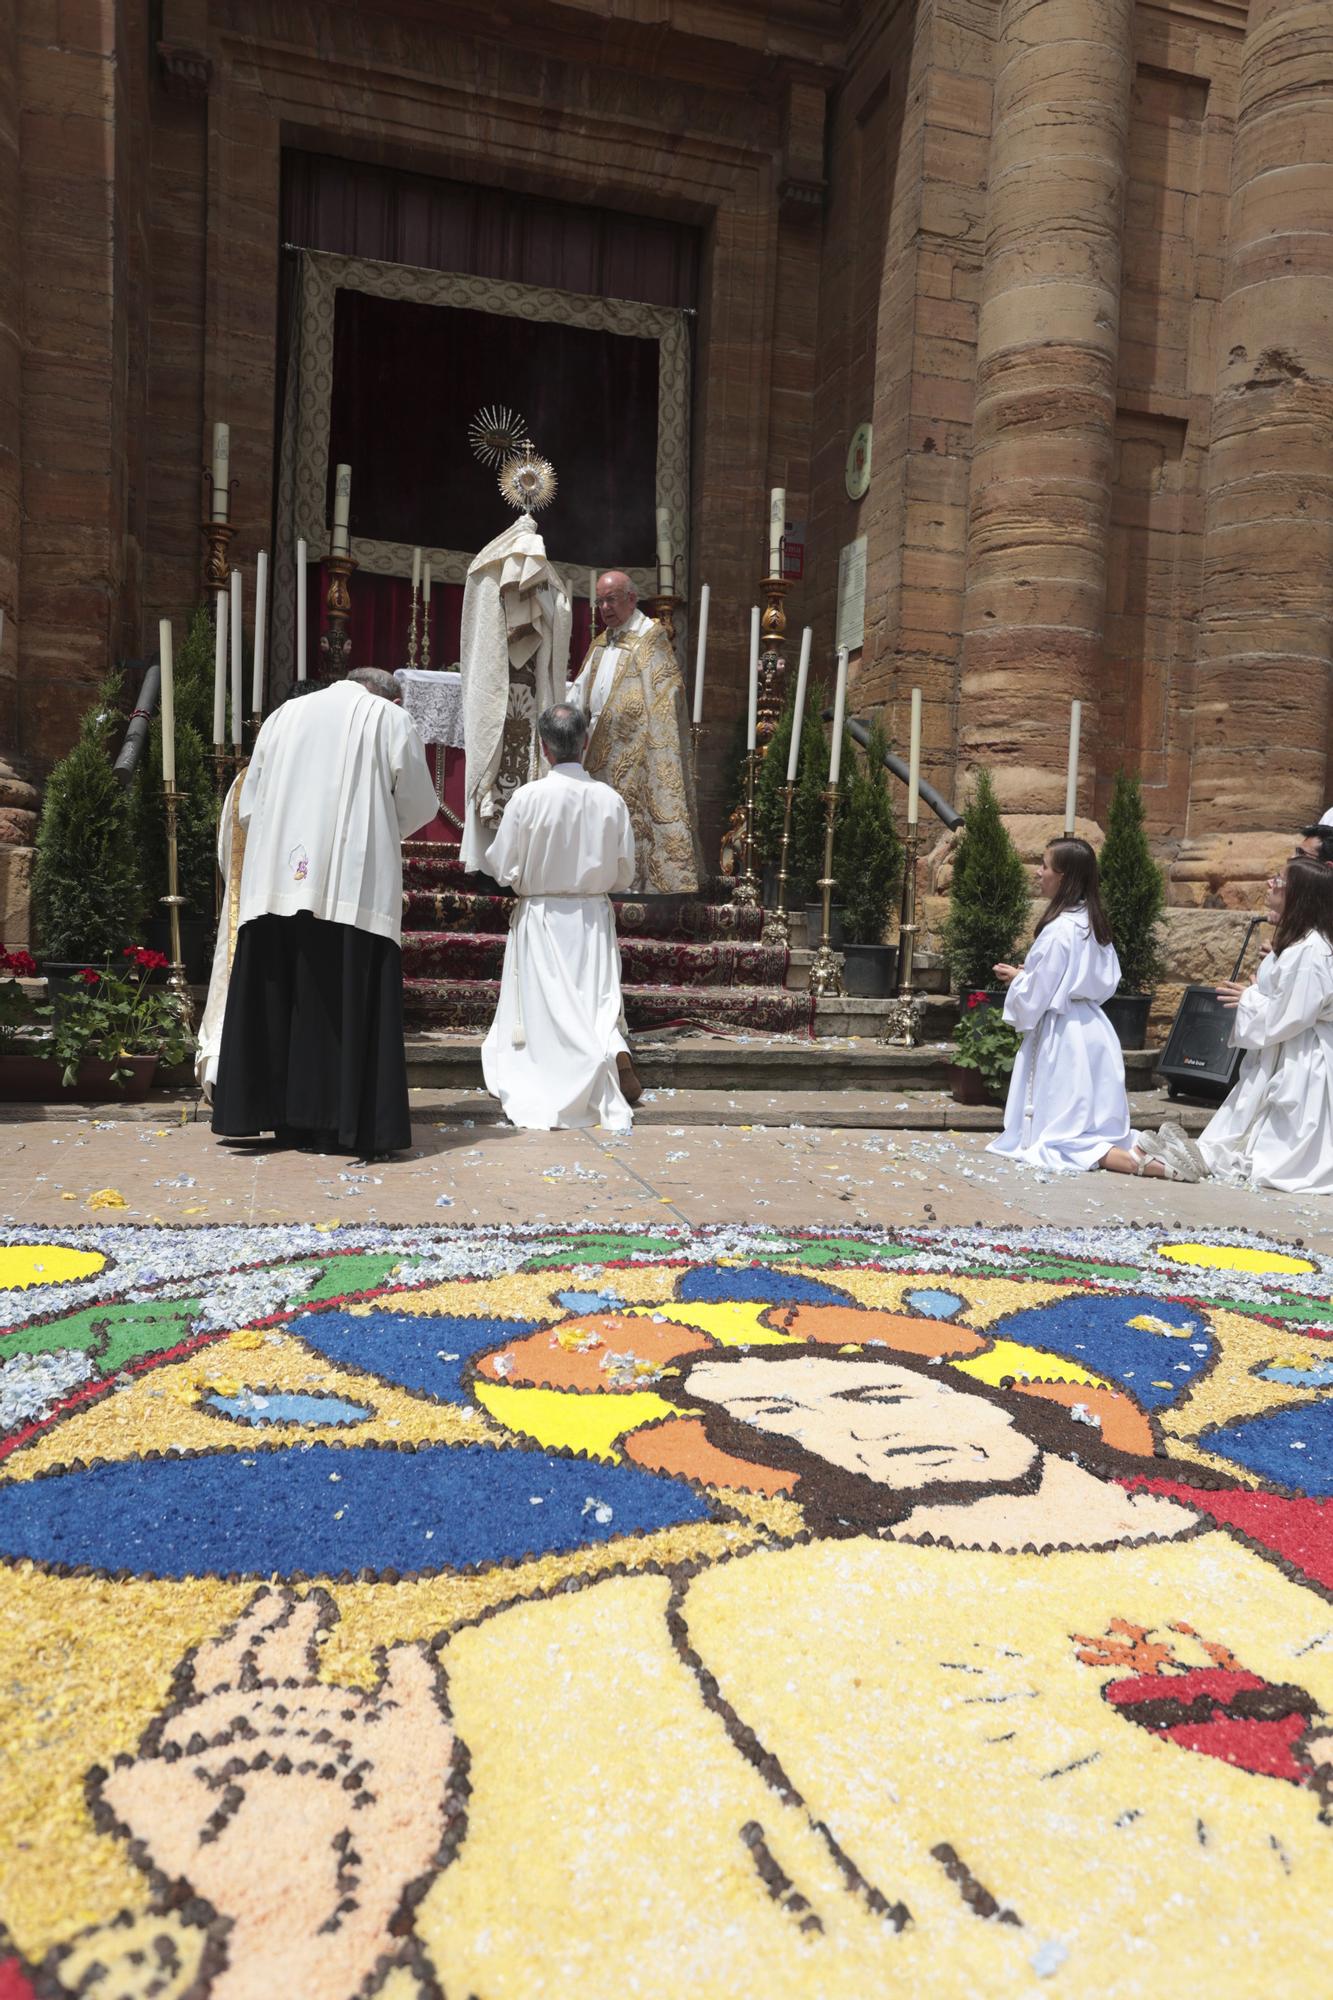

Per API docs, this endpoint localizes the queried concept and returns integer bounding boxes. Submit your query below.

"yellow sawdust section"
[0,1567,251,1952]
[0,1498,801,1960]
[676,1535,1333,2000]
[621,1300,799,1346]
[951,1338,1108,1390]
[367,1262,687,1323]
[1159,1306,1333,1446]
[1158,1241,1316,1276]
[472,1380,674,1462]
[40,1910,209,2000]
[0,1330,508,1483]
[832,1264,1079,1329]
[0,1244,106,1290]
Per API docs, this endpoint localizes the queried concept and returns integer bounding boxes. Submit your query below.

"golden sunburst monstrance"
[468,405,532,468]
[498,451,558,514]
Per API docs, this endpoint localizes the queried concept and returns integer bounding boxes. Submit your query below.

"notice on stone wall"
[836,537,867,652]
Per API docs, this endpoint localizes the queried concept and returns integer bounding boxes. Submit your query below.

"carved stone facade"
[2,0,1331,947]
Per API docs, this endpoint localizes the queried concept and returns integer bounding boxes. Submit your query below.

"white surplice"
[987,907,1131,1172]
[195,772,245,1099]
[568,606,650,721]
[1197,930,1333,1194]
[481,763,636,1132]
[238,683,436,944]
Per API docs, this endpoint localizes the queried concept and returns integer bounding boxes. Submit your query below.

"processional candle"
[907,687,922,826]
[828,647,849,785]
[1065,700,1082,832]
[656,507,673,594]
[768,488,784,574]
[786,627,812,783]
[296,538,308,682]
[746,606,760,752]
[692,584,710,725]
[412,546,422,598]
[159,619,176,786]
[211,423,230,523]
[332,463,352,557]
[252,551,268,714]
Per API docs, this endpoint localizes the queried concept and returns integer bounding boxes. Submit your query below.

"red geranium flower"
[967,991,986,1009]
[124,945,168,970]
[0,947,36,977]
[77,968,101,986]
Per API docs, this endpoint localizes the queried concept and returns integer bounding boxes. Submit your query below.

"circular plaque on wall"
[845,422,873,500]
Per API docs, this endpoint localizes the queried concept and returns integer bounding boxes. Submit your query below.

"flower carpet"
[1,1220,1331,1998]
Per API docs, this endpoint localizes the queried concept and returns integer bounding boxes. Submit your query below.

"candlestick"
[881,818,926,1047]
[421,562,432,669]
[733,747,761,909]
[907,686,922,826]
[746,606,760,752]
[827,647,849,785]
[1064,698,1082,834]
[229,568,243,747]
[296,538,308,682]
[320,552,356,680]
[768,486,785,573]
[161,781,194,1029]
[407,573,421,671]
[808,782,845,997]
[252,550,268,714]
[332,462,352,557]
[786,627,812,783]
[211,422,230,523]
[763,781,797,945]
[159,618,176,788]
[212,588,227,746]
[757,573,790,750]
[692,583,709,726]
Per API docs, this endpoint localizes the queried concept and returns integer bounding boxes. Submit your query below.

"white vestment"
[987,907,1131,1172]
[1197,930,1333,1193]
[237,683,436,945]
[459,515,572,873]
[195,772,245,1099]
[481,763,636,1132]
[569,606,651,719]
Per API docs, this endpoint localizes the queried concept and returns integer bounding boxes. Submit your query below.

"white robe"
[568,606,651,721]
[987,907,1131,1172]
[195,772,244,1099]
[1198,930,1333,1193]
[237,684,436,945]
[481,763,636,1132]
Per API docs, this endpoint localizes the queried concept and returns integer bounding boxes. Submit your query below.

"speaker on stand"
[1156,916,1264,1103]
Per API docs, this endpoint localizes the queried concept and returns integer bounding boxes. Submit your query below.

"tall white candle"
[211,422,230,523]
[296,538,308,682]
[655,506,672,571]
[907,687,923,826]
[1065,699,1082,831]
[411,546,422,597]
[692,583,710,725]
[252,550,268,713]
[230,569,243,746]
[332,463,352,557]
[828,647,849,785]
[746,606,760,752]
[159,618,176,787]
[212,589,228,745]
[786,627,813,783]
[768,487,785,573]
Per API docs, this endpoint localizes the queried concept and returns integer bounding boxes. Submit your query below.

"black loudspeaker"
[1156,988,1245,1102]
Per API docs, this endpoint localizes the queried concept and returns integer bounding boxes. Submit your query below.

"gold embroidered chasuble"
[577,618,700,895]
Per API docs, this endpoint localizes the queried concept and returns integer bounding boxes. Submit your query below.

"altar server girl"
[1192,855,1333,1194]
[987,838,1134,1174]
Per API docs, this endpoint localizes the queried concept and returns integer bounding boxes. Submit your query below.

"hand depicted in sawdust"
[93,1587,459,2000]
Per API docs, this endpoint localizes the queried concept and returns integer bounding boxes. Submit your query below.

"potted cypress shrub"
[32,678,144,988]
[942,768,1030,998]
[832,721,902,995]
[1100,770,1165,1050]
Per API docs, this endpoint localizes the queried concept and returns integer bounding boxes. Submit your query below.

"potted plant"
[943,768,1030,1001]
[1100,770,1165,1050]
[0,945,49,1096]
[832,720,902,995]
[950,988,1021,1105]
[30,946,192,1100]
[33,677,144,986]
[132,604,220,980]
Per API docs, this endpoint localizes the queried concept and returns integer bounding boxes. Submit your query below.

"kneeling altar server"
[482,702,642,1131]
[212,669,437,1157]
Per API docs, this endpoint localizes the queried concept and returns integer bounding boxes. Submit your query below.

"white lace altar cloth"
[395,669,465,748]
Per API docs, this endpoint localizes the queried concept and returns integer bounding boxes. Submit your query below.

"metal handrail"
[821,707,962,829]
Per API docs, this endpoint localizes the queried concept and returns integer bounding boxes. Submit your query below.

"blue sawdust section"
[1201,1399,1333,1496]
[294,1310,542,1402]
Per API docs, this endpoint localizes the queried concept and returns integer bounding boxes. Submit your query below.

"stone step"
[402,887,766,942]
[401,931,791,989]
[402,980,814,1036]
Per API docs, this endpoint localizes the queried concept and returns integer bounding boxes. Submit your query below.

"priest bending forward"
[212,669,437,1158]
[482,703,643,1131]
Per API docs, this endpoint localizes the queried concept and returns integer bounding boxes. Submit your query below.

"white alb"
[1199,930,1333,1194]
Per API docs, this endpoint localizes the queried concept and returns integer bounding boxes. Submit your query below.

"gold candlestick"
[201,516,234,595]
[421,585,432,669]
[757,572,789,750]
[690,718,707,784]
[644,590,680,651]
[732,747,761,908]
[407,585,421,671]
[807,781,844,996]
[882,823,925,1045]
[161,782,195,1029]
[320,551,357,680]
[763,781,796,944]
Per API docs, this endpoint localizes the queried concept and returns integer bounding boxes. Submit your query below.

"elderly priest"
[482,702,642,1130]
[569,569,699,894]
[212,669,437,1158]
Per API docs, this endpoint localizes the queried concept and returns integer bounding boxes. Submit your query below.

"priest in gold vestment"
[569,570,699,894]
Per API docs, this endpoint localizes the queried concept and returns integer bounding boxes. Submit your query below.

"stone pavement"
[1,1093,1328,1252]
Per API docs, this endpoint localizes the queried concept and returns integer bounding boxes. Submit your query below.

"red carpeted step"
[401,931,790,989]
[402,978,813,1035]
[401,887,766,944]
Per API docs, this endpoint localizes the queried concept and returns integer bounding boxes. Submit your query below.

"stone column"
[1182,0,1333,858]
[958,0,1133,820]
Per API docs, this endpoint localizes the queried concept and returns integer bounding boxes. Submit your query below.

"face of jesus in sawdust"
[683,1354,1039,1490]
